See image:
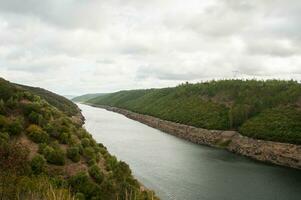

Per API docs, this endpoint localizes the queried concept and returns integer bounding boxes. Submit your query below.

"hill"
[86,79,301,144]
[17,84,80,117]
[0,78,157,200]
[73,93,107,103]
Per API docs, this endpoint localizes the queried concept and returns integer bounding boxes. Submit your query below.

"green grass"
[86,79,301,144]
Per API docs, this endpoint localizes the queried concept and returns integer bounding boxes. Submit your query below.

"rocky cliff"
[92,104,301,170]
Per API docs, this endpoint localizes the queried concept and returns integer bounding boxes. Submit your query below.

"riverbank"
[86,103,301,170]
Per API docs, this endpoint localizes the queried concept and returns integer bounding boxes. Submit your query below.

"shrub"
[0,99,5,114]
[81,138,90,147]
[43,146,65,166]
[59,132,71,144]
[83,147,96,161]
[0,132,9,144]
[0,115,9,130]
[67,147,80,162]
[30,154,46,174]
[75,193,85,200]
[0,142,30,175]
[88,165,104,184]
[7,118,24,136]
[6,97,17,109]
[26,124,49,143]
[69,172,99,199]
[38,143,48,154]
[28,111,45,126]
[87,159,96,166]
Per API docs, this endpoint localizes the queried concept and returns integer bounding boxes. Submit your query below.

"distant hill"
[16,84,80,116]
[87,79,301,144]
[73,93,107,103]
[63,95,76,100]
[0,77,157,200]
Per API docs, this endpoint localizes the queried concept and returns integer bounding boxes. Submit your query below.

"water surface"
[79,104,301,200]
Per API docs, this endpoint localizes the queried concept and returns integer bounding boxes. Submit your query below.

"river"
[79,104,301,200]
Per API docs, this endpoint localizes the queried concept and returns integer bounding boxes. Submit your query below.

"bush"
[0,132,9,144]
[69,172,99,199]
[59,132,71,144]
[43,146,65,166]
[75,193,85,200]
[30,154,46,174]
[38,143,48,154]
[81,138,90,147]
[0,99,5,114]
[28,111,45,126]
[67,147,80,162]
[26,124,49,143]
[0,115,9,130]
[7,118,24,136]
[83,147,96,161]
[22,102,42,116]
[0,142,30,175]
[88,165,104,184]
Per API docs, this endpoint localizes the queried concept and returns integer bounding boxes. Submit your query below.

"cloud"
[0,0,300,95]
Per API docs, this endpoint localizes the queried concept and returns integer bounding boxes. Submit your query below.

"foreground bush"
[31,154,46,174]
[88,164,104,184]
[26,124,49,143]
[43,145,65,166]
[67,146,80,162]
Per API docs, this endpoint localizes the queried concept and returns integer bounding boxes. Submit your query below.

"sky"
[0,0,300,95]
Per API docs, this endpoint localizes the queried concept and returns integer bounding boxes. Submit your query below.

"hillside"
[86,80,301,144]
[17,84,80,117]
[72,93,107,103]
[0,78,157,200]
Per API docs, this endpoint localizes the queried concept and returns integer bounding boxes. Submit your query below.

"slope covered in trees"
[18,84,80,116]
[86,80,301,144]
[0,78,157,200]
[72,93,106,103]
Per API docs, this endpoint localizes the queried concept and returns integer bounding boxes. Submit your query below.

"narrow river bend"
[79,104,301,200]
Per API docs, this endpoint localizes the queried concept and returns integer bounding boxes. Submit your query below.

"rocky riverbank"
[88,104,301,170]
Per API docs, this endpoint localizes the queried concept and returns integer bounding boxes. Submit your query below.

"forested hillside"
[86,80,301,144]
[0,78,157,200]
[73,93,106,103]
[18,84,80,116]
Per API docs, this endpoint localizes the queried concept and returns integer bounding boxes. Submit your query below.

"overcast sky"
[0,0,300,95]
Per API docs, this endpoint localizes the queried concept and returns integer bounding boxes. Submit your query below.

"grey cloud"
[0,0,300,95]
[246,39,299,57]
[0,0,108,30]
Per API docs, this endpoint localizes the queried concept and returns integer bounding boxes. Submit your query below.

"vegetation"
[72,93,107,103]
[0,77,158,200]
[86,79,301,144]
[67,146,81,162]
[18,83,80,116]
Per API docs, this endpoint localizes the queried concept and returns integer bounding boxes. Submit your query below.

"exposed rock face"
[93,105,301,170]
